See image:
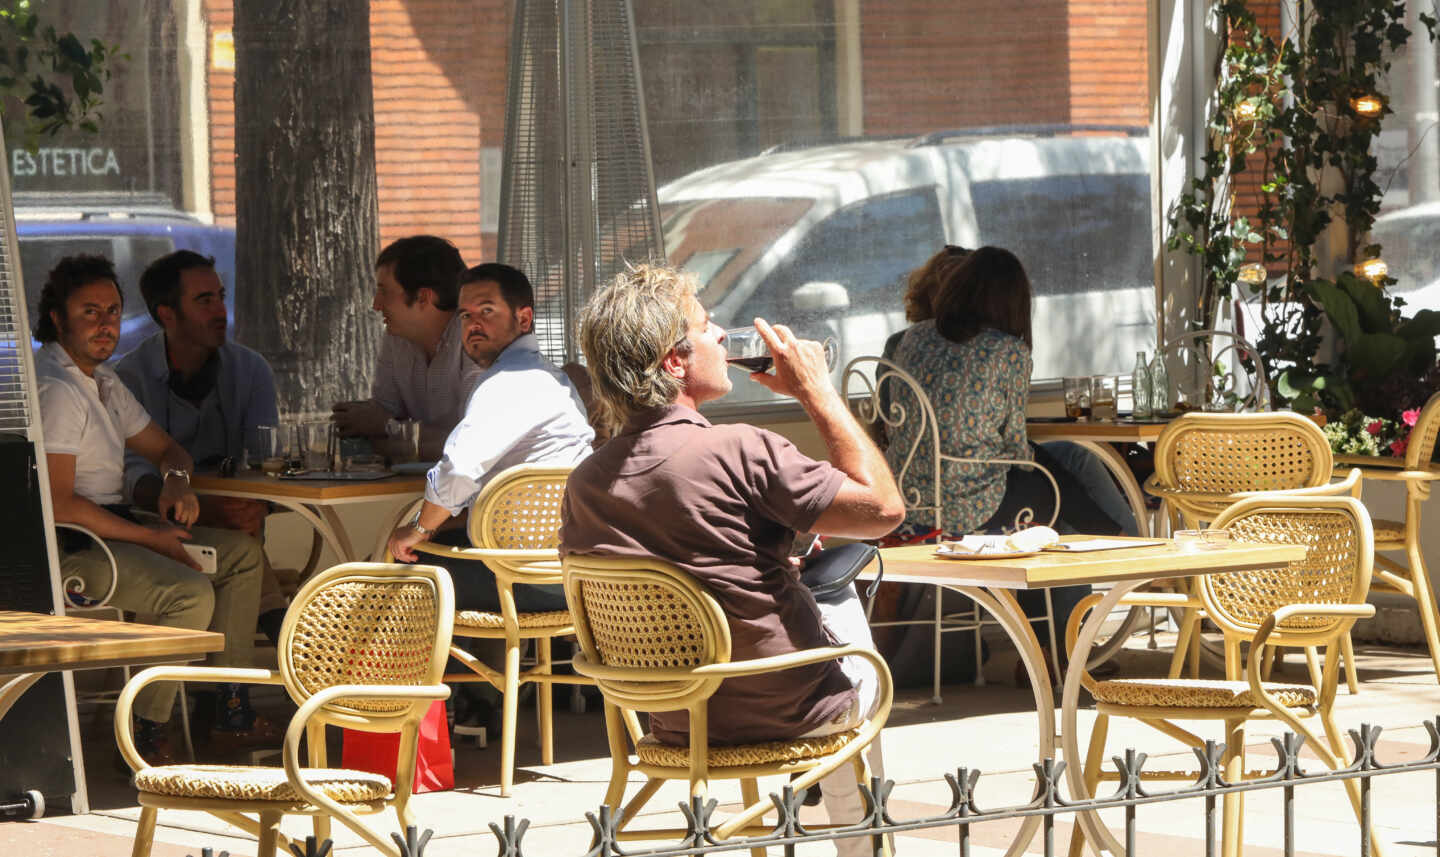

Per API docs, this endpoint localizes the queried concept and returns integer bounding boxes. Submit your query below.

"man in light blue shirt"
[385,262,593,612]
[116,250,288,648]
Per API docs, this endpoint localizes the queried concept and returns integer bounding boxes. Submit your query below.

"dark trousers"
[431,530,568,612]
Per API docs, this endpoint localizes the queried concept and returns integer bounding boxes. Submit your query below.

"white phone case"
[183,543,218,574]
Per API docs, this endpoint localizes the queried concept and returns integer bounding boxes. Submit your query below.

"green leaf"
[1396,309,1440,343]
[1338,273,1393,332]
[1305,279,1362,344]
[1348,333,1409,378]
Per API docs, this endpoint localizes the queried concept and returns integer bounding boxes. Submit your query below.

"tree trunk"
[232,0,380,417]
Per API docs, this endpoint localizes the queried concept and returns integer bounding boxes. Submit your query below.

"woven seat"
[635,729,862,768]
[135,765,391,803]
[564,555,892,846]
[117,563,455,857]
[1093,678,1316,709]
[454,609,573,630]
[1370,518,1405,546]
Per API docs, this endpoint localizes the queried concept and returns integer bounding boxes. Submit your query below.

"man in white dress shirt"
[385,262,594,612]
[33,254,264,763]
[332,235,477,459]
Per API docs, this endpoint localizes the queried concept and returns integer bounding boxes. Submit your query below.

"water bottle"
[1132,351,1153,419]
[1148,352,1170,415]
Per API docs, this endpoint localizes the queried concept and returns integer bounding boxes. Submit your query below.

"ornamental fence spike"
[286,835,332,857]
[1348,723,1383,770]
[391,825,433,857]
[489,813,530,857]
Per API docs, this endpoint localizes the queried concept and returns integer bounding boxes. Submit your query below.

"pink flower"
[1403,408,1421,427]
[1391,437,1409,456]
[1366,420,1383,435]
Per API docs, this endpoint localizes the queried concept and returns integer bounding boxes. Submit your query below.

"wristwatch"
[410,518,435,536]
[164,467,191,484]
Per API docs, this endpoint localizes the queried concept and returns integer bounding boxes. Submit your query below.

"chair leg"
[933,585,949,699]
[1042,588,1063,688]
[1067,713,1109,857]
[1406,541,1440,684]
[538,637,554,765]
[501,638,522,796]
[1317,709,1386,857]
[1305,647,1324,691]
[256,810,283,857]
[131,806,158,857]
[176,681,195,763]
[1340,634,1359,694]
[1220,719,1246,857]
[1168,607,1197,679]
[740,778,766,857]
[306,720,331,843]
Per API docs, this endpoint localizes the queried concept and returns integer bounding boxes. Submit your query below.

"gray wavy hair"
[578,263,697,432]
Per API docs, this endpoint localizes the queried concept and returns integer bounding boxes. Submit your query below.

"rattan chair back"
[1202,495,1373,646]
[1151,412,1333,524]
[466,464,572,550]
[278,562,454,726]
[562,554,732,712]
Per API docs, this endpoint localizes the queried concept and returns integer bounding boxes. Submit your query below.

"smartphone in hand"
[183,543,218,574]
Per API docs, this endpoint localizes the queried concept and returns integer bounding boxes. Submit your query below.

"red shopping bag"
[341,700,454,793]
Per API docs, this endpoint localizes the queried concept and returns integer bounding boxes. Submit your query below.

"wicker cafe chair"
[116,561,455,857]
[1064,494,1377,857]
[1143,411,1359,688]
[562,554,893,850]
[843,355,1064,697]
[1358,389,1440,684]
[393,463,592,796]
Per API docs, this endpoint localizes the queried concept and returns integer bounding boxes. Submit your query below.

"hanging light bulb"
[1349,94,1384,118]
[1233,100,1260,122]
[1237,262,1268,285]
[1354,258,1388,283]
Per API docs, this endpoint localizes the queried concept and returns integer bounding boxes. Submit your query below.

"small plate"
[391,461,437,475]
[935,539,1040,560]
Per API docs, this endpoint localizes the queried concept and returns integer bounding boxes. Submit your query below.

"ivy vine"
[0,1,122,149]
[1166,0,1440,416]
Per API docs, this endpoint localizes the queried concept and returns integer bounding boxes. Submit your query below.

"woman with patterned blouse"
[883,246,1127,652]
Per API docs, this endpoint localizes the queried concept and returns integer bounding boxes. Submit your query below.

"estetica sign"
[11,147,122,178]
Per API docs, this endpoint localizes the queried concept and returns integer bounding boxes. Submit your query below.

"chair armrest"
[1231,469,1363,500]
[55,524,120,608]
[572,644,883,683]
[281,684,451,857]
[411,543,561,578]
[1246,603,1376,706]
[116,667,285,772]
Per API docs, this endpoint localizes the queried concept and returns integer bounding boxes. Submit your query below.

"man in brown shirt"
[560,264,903,844]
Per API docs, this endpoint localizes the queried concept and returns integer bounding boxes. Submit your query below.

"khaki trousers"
[60,525,264,723]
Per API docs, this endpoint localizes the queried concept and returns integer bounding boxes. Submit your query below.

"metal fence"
[188,717,1440,857]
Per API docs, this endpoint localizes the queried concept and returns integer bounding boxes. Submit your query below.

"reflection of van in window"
[658,129,1156,398]
[15,193,237,358]
[1372,202,1440,315]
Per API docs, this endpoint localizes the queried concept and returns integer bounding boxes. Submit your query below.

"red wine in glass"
[726,355,774,372]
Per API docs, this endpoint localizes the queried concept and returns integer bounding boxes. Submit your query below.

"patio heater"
[0,124,89,814]
[498,0,665,365]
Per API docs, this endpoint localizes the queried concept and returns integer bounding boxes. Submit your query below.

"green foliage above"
[0,1,121,147]
[1166,0,1439,420]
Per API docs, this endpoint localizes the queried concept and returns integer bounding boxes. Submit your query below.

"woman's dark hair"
[932,245,1032,349]
[903,245,970,322]
[33,254,121,343]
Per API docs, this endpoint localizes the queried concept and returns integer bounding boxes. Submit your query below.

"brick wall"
[205,0,507,262]
[860,0,1147,135]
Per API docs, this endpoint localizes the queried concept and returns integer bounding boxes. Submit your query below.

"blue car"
[16,194,237,358]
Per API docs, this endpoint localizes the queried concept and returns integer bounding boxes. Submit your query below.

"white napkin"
[948,526,1060,555]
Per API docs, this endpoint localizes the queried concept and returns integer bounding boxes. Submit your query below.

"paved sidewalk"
[7,637,1440,856]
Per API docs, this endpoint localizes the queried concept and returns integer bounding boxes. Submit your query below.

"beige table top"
[1025,419,1168,443]
[192,471,427,503]
[0,611,223,676]
[871,536,1306,590]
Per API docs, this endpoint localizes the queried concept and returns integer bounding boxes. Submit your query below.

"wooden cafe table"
[0,610,222,723]
[869,536,1306,857]
[1027,418,1168,537]
[192,470,426,567]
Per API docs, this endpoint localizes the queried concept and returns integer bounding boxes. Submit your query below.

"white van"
[657,130,1157,399]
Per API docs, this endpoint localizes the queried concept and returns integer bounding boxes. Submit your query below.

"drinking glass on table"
[256,425,285,475]
[386,418,421,464]
[724,327,837,373]
[298,420,334,472]
[1063,376,1091,420]
[1091,375,1118,421]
